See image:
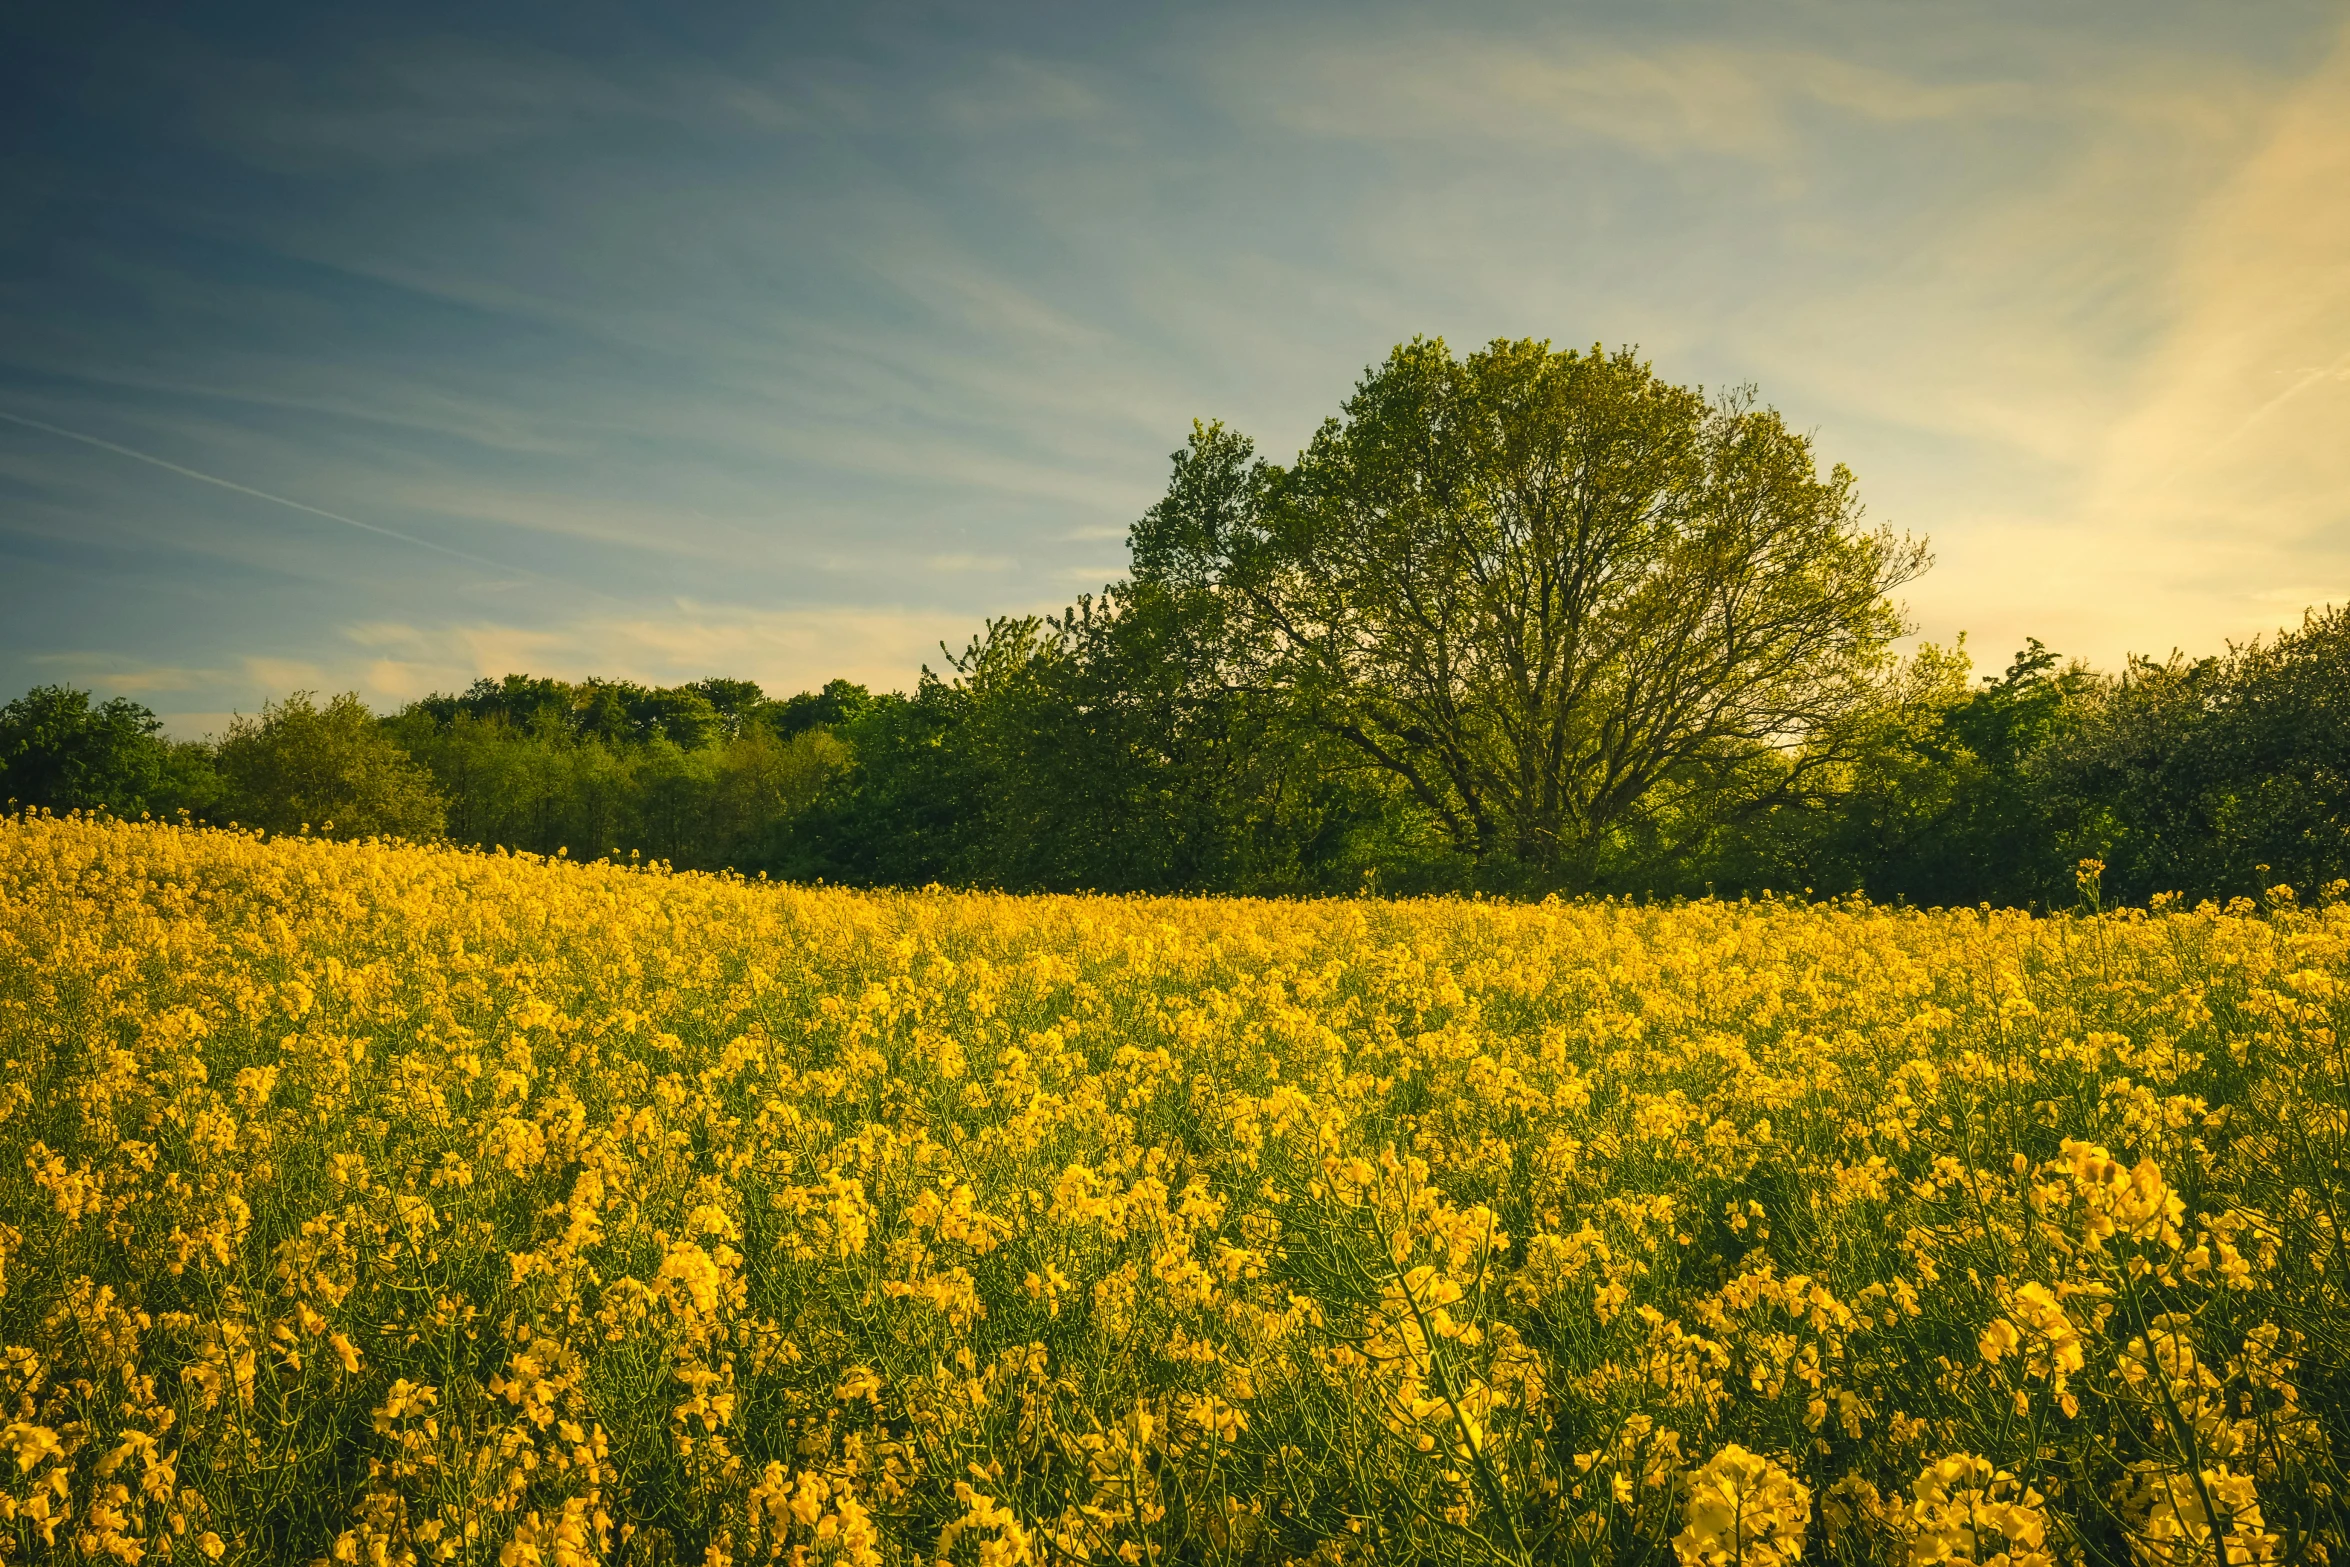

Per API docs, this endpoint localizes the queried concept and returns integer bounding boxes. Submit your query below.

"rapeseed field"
[1,814,2344,1566]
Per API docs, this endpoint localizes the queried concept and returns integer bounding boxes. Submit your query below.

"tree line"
[7,337,2345,908]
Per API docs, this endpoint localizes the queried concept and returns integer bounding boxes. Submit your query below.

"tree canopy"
[0,686,167,812]
[1131,338,1926,879]
[215,691,447,840]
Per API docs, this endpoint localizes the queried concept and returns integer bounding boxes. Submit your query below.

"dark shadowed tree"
[2193,606,2350,895]
[1674,639,2095,906]
[1131,337,1927,880]
[929,587,1420,892]
[2034,605,2350,904]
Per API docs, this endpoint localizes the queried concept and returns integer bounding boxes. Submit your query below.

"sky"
[3,0,2346,736]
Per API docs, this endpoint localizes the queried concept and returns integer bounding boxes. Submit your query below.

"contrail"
[0,406,513,573]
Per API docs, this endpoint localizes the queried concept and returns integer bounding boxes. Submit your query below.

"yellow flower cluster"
[1671,1446,1808,1567]
[1,814,2346,1564]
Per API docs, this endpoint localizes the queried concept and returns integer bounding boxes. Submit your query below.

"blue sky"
[4,0,2347,734]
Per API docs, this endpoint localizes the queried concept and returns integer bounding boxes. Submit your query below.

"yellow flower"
[2122,1464,2279,1567]
[4,809,2345,1567]
[1674,1446,1811,1567]
[1905,1454,2050,1567]
[3,1421,62,1474]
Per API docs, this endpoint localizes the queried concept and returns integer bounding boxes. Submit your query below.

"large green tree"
[1131,337,1927,879]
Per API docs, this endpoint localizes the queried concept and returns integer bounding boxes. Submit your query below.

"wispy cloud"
[190,39,842,174]
[1250,36,2033,165]
[29,654,220,695]
[2089,23,2350,539]
[0,408,513,570]
[242,656,327,692]
[935,54,1109,132]
[2064,19,2350,652]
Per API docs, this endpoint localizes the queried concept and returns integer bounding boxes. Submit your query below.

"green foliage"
[767,586,1450,894]
[1885,638,2088,904]
[1130,339,1926,883]
[1659,611,2350,909]
[0,684,223,821]
[216,691,448,840]
[0,685,168,813]
[389,683,853,871]
[769,678,875,738]
[2034,606,2350,905]
[12,595,2350,905]
[765,684,978,885]
[414,673,756,748]
[1681,639,2094,906]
